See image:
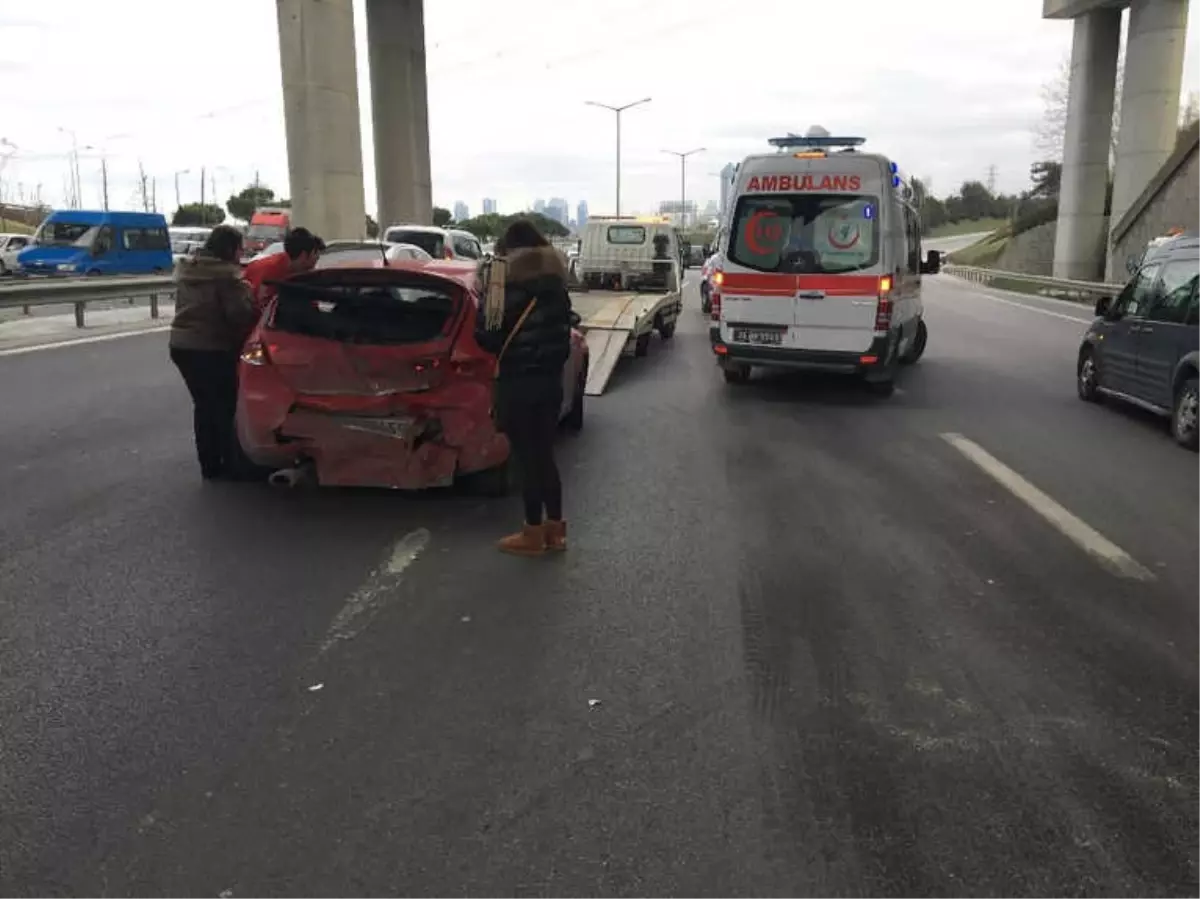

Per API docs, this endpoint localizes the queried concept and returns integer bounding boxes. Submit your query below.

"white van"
[709,127,941,395]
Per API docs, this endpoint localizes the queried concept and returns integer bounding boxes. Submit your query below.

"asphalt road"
[0,275,1195,897]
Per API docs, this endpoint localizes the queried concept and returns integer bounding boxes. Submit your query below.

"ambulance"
[709,127,941,395]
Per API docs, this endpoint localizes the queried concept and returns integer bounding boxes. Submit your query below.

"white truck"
[570,216,683,395]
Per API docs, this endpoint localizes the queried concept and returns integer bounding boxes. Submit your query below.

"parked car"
[235,257,589,490]
[18,210,172,276]
[0,233,31,274]
[381,224,483,261]
[1077,231,1199,450]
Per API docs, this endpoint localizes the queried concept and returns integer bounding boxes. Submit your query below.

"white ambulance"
[709,127,941,396]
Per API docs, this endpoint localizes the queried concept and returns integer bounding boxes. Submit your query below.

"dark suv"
[1077,233,1199,450]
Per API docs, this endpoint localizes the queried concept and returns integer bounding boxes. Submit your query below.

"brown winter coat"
[168,251,259,352]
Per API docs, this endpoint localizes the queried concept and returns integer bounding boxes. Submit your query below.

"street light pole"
[174,169,191,213]
[663,148,704,229]
[585,97,651,217]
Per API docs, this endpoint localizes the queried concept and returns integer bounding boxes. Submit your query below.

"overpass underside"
[1045,0,1189,281]
[276,0,432,241]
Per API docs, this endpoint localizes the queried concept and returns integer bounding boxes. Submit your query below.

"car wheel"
[1077,349,1101,402]
[564,368,585,431]
[722,363,750,384]
[467,458,513,497]
[901,318,927,365]
[1171,375,1199,451]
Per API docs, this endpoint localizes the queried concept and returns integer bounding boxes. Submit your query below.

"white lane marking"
[318,528,432,654]
[941,433,1154,582]
[0,326,170,357]
[941,281,1092,324]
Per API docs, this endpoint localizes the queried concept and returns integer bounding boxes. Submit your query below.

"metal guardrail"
[0,275,175,327]
[942,264,1124,300]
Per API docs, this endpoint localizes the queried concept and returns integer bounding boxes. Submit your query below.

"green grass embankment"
[927,217,1007,238]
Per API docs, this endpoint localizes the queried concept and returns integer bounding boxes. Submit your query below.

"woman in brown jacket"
[168,225,259,480]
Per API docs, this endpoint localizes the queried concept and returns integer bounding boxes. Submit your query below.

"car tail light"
[241,340,272,366]
[874,275,893,333]
[443,245,454,259]
[710,289,722,321]
[411,357,442,375]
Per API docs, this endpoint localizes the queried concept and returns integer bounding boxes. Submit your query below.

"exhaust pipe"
[268,460,315,488]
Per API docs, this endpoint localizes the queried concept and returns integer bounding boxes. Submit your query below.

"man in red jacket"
[242,227,325,313]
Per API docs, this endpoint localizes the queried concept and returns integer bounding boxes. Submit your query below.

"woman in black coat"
[476,219,574,556]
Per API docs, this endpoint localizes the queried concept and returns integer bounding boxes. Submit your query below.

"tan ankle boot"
[497,523,546,556]
[544,519,567,551]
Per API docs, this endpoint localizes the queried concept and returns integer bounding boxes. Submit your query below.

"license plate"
[733,328,784,346]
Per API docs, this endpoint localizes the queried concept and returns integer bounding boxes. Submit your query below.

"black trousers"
[170,347,240,478]
[498,378,563,526]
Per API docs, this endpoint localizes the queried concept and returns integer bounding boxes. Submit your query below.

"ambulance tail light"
[710,269,724,321]
[874,275,893,333]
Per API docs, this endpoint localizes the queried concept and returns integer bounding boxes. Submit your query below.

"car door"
[1134,256,1199,408]
[1098,260,1160,394]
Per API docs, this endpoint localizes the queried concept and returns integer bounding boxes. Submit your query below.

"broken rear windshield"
[272,280,459,345]
[727,194,880,274]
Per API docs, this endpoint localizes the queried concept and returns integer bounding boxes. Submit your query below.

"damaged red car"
[234,257,589,491]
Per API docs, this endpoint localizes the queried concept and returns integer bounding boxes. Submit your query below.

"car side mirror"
[920,249,941,275]
[1094,296,1112,317]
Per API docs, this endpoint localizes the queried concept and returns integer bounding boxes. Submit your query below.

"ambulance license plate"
[733,328,783,346]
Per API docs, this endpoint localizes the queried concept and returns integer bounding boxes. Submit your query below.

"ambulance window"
[903,205,921,275]
[728,194,880,274]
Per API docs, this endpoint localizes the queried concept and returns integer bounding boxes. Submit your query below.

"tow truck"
[570,215,683,395]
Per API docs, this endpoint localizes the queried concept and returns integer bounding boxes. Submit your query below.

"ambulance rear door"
[722,155,888,354]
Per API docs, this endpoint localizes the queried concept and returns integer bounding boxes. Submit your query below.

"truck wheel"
[657,319,676,340]
[900,318,927,365]
[1171,375,1199,451]
[635,332,651,357]
[564,369,585,431]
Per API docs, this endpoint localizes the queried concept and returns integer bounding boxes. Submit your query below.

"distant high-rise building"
[577,200,589,230]
[547,197,569,226]
[719,163,738,221]
[453,201,469,222]
[533,198,546,215]
[482,197,497,215]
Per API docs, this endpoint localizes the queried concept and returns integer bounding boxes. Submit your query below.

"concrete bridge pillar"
[1052,6,1122,281]
[366,0,433,229]
[275,0,368,240]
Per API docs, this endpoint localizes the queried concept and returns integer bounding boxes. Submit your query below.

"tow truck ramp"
[571,291,678,396]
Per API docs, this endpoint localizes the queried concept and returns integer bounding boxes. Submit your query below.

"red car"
[235,256,589,491]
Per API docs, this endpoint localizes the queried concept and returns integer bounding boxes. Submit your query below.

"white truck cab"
[577,216,681,292]
[709,127,941,395]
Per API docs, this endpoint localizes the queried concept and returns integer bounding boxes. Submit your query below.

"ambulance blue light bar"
[767,135,866,150]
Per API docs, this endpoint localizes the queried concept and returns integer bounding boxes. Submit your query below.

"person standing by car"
[241,227,325,313]
[476,219,574,556]
[169,225,259,481]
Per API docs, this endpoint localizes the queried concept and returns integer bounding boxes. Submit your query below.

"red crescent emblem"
[827,220,860,250]
[745,209,784,255]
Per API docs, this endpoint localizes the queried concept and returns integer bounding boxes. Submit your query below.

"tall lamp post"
[585,97,651,217]
[663,147,704,229]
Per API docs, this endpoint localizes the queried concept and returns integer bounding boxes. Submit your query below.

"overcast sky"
[2,0,1197,220]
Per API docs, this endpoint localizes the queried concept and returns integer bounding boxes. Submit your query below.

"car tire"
[1077,349,1101,402]
[901,318,927,365]
[1171,374,1199,451]
[564,368,585,431]
[468,458,513,497]
[722,363,750,385]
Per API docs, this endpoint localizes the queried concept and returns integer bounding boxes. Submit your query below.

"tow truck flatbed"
[570,287,682,395]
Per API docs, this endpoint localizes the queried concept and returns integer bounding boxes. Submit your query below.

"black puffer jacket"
[475,245,573,383]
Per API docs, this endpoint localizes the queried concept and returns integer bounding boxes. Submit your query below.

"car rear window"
[728,193,880,274]
[271,278,459,345]
[385,229,444,257]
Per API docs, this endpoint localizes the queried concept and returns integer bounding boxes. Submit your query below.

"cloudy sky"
[2,0,1197,221]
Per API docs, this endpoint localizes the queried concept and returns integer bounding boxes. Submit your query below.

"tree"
[1029,160,1061,199]
[1178,91,1200,148]
[173,203,226,226]
[366,214,379,238]
[226,184,289,222]
[432,206,452,227]
[1036,52,1123,163]
[454,210,571,241]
